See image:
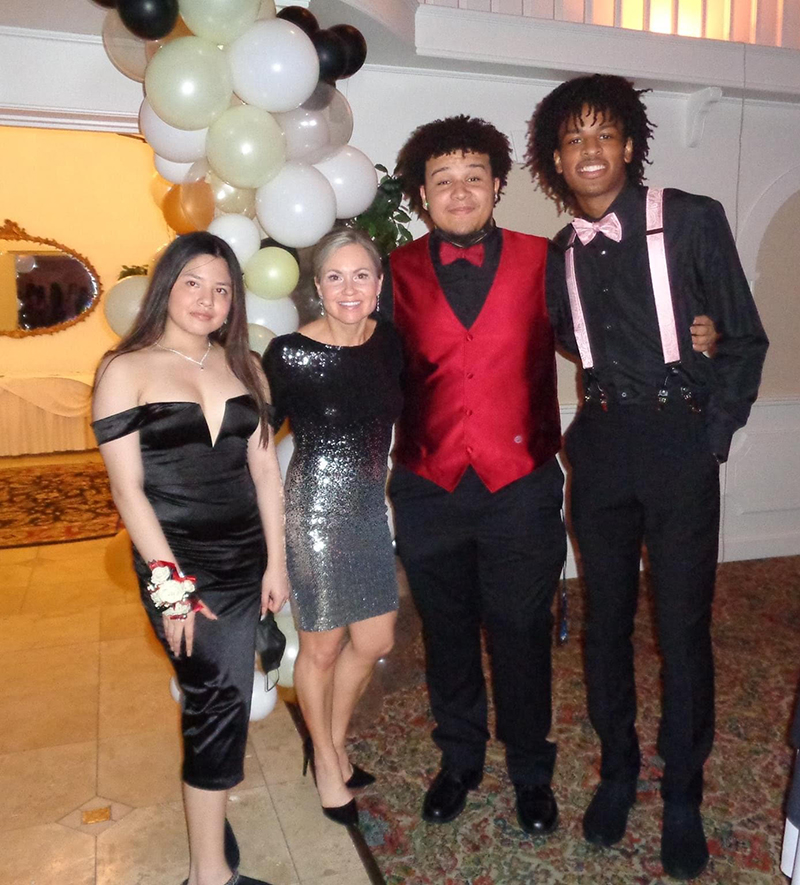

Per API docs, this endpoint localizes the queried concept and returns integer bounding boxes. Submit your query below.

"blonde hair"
[311,228,382,281]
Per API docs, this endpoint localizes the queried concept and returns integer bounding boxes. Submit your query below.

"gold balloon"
[149,171,172,208]
[244,246,299,300]
[162,184,211,233]
[180,176,216,229]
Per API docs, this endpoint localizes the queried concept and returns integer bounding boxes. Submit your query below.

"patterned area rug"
[0,458,120,548]
[350,557,800,884]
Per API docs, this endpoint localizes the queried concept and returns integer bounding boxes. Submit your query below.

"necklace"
[156,340,212,369]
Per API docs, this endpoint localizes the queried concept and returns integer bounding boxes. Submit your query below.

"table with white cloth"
[0,374,95,456]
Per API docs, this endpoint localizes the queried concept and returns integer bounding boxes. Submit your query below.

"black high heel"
[322,798,359,827]
[224,818,240,870]
[302,736,359,827]
[345,764,376,789]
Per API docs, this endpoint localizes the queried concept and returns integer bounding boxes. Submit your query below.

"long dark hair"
[102,232,271,445]
[525,74,655,215]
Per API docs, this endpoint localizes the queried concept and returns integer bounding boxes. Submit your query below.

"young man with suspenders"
[527,75,768,878]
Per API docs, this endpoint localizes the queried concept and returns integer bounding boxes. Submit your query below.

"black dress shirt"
[546,183,768,461]
[379,225,502,328]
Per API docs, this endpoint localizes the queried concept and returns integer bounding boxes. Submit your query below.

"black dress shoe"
[345,764,376,789]
[515,784,558,836]
[224,818,240,870]
[661,801,709,880]
[422,768,482,823]
[583,779,637,846]
[322,797,359,827]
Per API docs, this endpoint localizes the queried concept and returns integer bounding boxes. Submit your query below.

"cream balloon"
[255,162,336,249]
[179,0,259,44]
[206,105,286,189]
[244,247,300,300]
[102,9,149,81]
[276,88,353,165]
[315,146,379,219]
[247,323,276,355]
[144,36,232,131]
[228,18,318,113]
[154,154,194,184]
[139,99,208,163]
[104,275,149,337]
[245,291,298,335]
[207,214,262,267]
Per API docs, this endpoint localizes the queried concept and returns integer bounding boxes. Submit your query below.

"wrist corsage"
[146,560,199,620]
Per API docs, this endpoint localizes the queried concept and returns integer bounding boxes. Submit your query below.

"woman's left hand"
[261,564,290,615]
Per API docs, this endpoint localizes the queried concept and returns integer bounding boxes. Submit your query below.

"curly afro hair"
[395,115,513,217]
[525,74,655,214]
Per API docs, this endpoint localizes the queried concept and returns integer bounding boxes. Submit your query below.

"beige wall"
[0,126,172,377]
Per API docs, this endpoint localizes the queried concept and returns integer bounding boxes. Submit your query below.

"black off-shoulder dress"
[93,394,266,791]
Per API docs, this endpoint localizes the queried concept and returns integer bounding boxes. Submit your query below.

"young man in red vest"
[527,75,768,878]
[382,116,565,836]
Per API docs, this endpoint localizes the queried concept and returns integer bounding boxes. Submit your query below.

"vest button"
[514,435,523,444]
[466,372,474,379]
[466,446,474,455]
[466,334,474,342]
[465,408,473,416]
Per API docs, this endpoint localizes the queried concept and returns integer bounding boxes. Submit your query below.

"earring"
[424,201,429,210]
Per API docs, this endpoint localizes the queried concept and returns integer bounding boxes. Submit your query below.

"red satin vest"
[390,230,560,493]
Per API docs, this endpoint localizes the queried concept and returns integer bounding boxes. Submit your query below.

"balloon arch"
[99,0,377,351]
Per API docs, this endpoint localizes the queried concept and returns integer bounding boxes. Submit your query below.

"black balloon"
[276,6,319,36]
[330,24,367,78]
[312,29,348,84]
[118,0,178,40]
[260,238,300,264]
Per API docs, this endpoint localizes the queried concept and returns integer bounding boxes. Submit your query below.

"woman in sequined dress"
[263,229,402,826]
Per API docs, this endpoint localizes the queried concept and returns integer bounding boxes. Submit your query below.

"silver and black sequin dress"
[263,320,403,631]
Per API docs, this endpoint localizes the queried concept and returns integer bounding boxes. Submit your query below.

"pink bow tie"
[571,213,623,246]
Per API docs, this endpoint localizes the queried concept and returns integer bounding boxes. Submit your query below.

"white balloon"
[255,162,336,248]
[154,154,194,184]
[207,214,262,266]
[275,433,294,480]
[245,291,298,335]
[169,676,183,704]
[276,84,353,164]
[250,669,278,720]
[276,617,299,688]
[104,275,149,337]
[228,19,319,113]
[315,146,379,219]
[139,99,208,163]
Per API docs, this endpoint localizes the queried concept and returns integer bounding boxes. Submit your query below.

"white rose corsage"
[146,560,198,620]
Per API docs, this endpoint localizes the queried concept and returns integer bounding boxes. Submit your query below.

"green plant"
[118,264,149,280]
[348,165,413,257]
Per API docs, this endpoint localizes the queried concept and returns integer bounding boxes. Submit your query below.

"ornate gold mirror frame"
[0,219,103,338]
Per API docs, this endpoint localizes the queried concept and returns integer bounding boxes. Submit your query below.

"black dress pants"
[389,459,566,786]
[565,401,720,805]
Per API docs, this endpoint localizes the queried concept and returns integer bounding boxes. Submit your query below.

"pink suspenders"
[564,187,681,372]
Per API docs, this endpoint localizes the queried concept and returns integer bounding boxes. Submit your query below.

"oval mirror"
[0,219,102,337]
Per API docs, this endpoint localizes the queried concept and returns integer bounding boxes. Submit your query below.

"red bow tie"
[439,240,485,267]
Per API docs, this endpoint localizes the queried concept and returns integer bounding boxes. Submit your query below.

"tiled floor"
[0,537,372,885]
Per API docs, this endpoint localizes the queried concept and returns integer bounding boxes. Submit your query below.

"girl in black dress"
[93,233,288,885]
[264,229,402,827]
